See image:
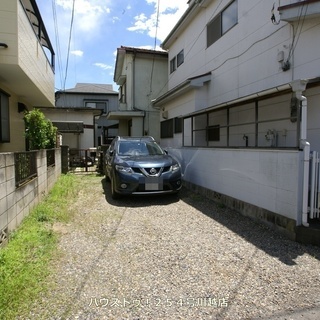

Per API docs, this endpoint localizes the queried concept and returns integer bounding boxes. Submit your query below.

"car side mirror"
[164,149,168,154]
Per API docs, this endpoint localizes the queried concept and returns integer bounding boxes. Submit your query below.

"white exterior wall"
[125,54,134,110]
[169,147,301,222]
[41,110,95,150]
[160,0,320,226]
[306,87,320,152]
[167,0,320,105]
[134,56,167,140]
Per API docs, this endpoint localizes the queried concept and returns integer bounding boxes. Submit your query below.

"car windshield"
[117,140,165,156]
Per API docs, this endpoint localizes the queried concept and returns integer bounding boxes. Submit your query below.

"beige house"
[0,0,55,152]
[109,46,168,141]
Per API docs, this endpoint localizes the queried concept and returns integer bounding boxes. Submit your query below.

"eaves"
[161,0,211,50]
[152,72,211,109]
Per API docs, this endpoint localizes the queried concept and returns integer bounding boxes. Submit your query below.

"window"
[170,50,184,73]
[222,0,238,34]
[161,119,174,138]
[183,94,300,148]
[0,90,10,142]
[207,125,220,141]
[177,50,184,67]
[174,117,183,133]
[84,101,108,113]
[170,57,176,74]
[207,0,238,47]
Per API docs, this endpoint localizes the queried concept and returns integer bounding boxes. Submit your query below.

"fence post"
[61,145,69,174]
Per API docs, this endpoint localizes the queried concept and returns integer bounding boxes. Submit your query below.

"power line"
[149,0,161,95]
[63,0,76,91]
[52,0,63,91]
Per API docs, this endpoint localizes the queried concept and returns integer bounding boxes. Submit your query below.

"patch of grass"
[0,173,79,319]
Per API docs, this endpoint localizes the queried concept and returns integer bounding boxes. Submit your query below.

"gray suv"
[105,136,182,199]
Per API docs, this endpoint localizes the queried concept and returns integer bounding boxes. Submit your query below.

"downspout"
[291,79,309,227]
[132,50,146,135]
[93,109,103,147]
[132,51,136,111]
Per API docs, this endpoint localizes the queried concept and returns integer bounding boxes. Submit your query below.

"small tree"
[24,109,57,150]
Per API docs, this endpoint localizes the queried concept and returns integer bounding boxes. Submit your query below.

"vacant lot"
[23,174,320,319]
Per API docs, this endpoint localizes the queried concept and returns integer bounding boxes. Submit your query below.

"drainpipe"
[291,79,309,227]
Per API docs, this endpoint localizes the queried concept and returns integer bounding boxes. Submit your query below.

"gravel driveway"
[25,174,320,320]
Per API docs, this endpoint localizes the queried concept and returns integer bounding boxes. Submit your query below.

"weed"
[0,173,79,319]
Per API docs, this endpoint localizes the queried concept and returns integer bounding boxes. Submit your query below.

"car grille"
[132,166,171,177]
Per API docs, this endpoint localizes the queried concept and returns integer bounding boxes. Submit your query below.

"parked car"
[105,136,182,199]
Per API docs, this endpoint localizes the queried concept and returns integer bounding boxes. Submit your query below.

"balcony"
[279,0,320,22]
[0,0,55,106]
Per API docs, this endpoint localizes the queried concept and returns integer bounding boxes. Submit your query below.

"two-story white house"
[153,0,320,241]
[109,46,168,142]
[0,0,55,152]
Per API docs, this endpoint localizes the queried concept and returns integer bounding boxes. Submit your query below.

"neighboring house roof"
[56,83,118,95]
[52,121,84,133]
[114,46,168,84]
[37,106,102,116]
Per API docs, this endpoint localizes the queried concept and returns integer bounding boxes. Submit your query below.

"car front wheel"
[111,176,120,200]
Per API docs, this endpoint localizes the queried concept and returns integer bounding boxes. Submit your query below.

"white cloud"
[128,0,188,42]
[55,0,111,33]
[94,63,113,70]
[71,50,83,57]
[112,16,120,23]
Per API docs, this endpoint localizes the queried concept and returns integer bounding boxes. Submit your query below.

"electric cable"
[149,0,161,95]
[63,0,76,91]
[152,0,225,100]
[287,3,308,64]
[52,0,64,92]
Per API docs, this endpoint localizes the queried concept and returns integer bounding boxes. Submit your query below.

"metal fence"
[69,149,97,173]
[14,151,37,187]
[47,149,55,167]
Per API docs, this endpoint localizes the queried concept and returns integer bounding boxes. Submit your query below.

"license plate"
[144,177,163,191]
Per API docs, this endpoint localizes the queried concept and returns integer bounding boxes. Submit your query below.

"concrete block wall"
[0,149,61,246]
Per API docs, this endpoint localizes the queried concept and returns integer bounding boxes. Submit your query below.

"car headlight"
[115,165,133,174]
[171,163,180,172]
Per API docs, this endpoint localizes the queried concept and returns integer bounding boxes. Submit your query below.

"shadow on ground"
[180,187,320,265]
[101,177,180,207]
[101,177,320,265]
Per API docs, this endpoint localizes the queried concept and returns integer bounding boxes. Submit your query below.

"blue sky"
[36,0,188,92]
